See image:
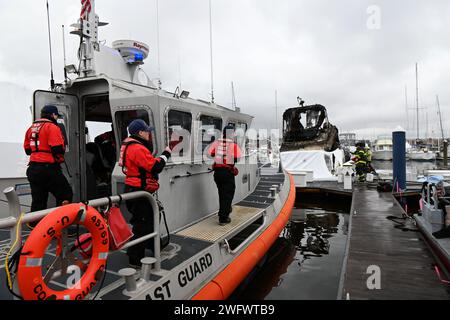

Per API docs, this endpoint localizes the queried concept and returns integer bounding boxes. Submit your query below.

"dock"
[298,181,353,196]
[339,185,450,300]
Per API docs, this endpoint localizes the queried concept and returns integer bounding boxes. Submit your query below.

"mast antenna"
[231,82,237,110]
[177,47,182,90]
[209,0,215,103]
[46,0,55,90]
[156,0,162,89]
[62,25,68,82]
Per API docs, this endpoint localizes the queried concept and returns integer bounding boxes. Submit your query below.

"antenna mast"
[156,0,162,89]
[209,0,215,103]
[46,0,55,90]
[71,0,108,78]
[177,47,182,90]
[231,82,237,110]
[62,25,68,82]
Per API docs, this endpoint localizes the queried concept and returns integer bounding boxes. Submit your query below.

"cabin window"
[167,109,192,161]
[115,108,156,154]
[236,122,248,155]
[56,110,70,152]
[227,122,236,129]
[197,115,222,153]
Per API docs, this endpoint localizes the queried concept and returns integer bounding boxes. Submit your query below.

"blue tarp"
[417,175,445,184]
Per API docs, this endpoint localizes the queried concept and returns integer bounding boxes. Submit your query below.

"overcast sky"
[1,0,450,143]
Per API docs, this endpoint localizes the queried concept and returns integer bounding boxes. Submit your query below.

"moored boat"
[371,136,393,161]
[279,99,344,183]
[414,178,450,278]
[0,0,295,300]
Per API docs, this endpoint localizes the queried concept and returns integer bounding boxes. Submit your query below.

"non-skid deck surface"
[342,186,450,300]
[238,171,285,209]
[176,205,261,242]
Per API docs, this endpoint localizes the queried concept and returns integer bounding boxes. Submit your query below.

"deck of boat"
[339,185,450,300]
[414,215,450,276]
[0,167,286,300]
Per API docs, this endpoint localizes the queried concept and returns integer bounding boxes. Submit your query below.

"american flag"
[80,0,91,20]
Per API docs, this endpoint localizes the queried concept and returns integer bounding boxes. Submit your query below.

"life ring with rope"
[17,203,109,300]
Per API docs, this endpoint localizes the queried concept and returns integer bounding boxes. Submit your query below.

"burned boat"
[280,100,340,153]
[280,99,344,182]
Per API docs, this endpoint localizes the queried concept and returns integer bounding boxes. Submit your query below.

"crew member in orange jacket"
[23,105,73,214]
[207,125,242,225]
[119,119,178,267]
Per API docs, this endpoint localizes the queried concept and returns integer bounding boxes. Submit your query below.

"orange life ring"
[18,203,109,300]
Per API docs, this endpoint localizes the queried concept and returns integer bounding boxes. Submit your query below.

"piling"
[393,127,406,191]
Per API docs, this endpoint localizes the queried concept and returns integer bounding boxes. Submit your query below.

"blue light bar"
[135,53,144,62]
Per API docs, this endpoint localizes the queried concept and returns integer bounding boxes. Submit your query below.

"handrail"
[223,212,267,255]
[0,189,162,271]
[170,169,213,183]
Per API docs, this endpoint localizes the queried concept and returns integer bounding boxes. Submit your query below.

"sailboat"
[436,95,449,160]
[407,63,436,162]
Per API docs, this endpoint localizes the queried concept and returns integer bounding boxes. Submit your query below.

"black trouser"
[213,168,236,219]
[124,185,154,265]
[355,163,367,181]
[26,163,73,212]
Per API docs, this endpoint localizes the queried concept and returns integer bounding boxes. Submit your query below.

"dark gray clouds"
[1,0,450,142]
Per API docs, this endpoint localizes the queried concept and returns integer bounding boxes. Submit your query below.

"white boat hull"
[280,149,345,181]
[372,150,393,161]
[408,151,436,161]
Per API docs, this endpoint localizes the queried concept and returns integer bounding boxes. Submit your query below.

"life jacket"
[210,138,241,175]
[119,137,160,193]
[26,119,64,164]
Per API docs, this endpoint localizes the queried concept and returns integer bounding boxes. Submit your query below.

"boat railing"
[421,183,439,210]
[0,188,162,271]
[222,212,267,255]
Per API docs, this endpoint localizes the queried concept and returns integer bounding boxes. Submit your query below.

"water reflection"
[231,207,349,300]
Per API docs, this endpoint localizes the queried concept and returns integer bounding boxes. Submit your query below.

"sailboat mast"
[405,85,408,134]
[275,90,278,131]
[437,95,445,141]
[415,63,419,140]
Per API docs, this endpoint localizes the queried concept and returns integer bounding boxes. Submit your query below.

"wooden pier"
[339,185,450,300]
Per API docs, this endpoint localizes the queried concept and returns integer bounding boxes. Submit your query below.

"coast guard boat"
[0,0,294,300]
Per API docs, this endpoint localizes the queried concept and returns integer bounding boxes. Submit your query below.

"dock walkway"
[340,185,450,300]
